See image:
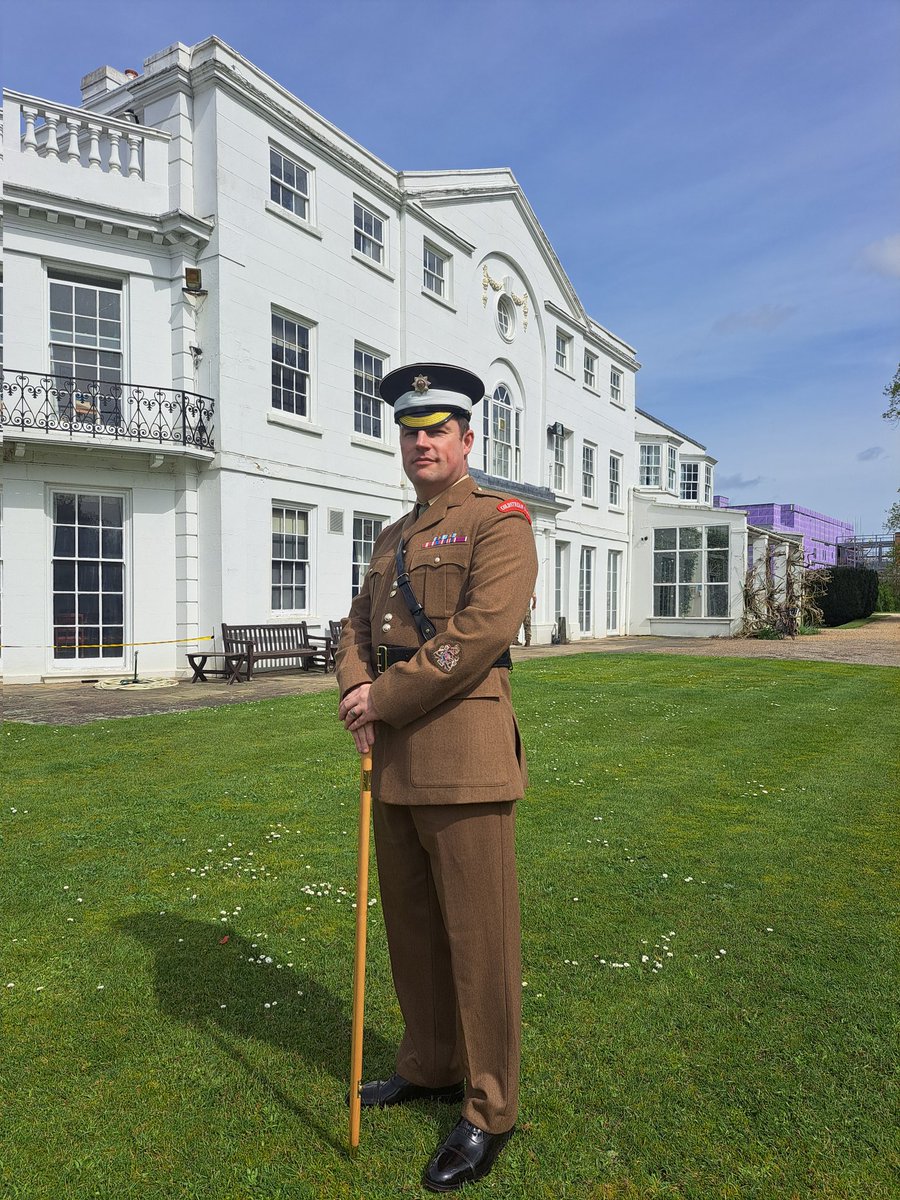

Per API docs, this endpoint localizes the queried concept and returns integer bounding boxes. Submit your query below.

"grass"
[3,654,898,1200]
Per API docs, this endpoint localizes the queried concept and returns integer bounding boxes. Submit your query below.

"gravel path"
[4,615,896,726]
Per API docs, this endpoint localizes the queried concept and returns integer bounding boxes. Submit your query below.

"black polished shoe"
[422,1118,515,1192]
[351,1073,465,1109]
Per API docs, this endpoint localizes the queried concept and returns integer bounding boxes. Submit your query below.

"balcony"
[3,90,171,217]
[1,370,215,455]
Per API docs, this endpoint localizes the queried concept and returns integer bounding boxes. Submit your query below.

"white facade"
[630,408,744,637]
[2,38,756,682]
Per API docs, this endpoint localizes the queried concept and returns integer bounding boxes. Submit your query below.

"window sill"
[268,411,324,437]
[649,617,732,625]
[608,505,625,515]
[352,250,395,281]
[583,383,601,397]
[351,434,395,455]
[265,200,323,240]
[582,498,600,509]
[422,287,456,313]
[609,398,626,410]
[554,365,576,381]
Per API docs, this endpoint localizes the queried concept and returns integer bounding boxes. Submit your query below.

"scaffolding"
[836,534,899,574]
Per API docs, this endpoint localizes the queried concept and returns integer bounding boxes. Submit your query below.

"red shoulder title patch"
[497,498,532,524]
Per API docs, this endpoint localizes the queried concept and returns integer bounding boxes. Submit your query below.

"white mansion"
[0,38,795,683]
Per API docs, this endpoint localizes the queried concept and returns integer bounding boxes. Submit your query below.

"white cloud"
[712,304,796,336]
[716,473,764,493]
[861,234,900,278]
[857,446,886,462]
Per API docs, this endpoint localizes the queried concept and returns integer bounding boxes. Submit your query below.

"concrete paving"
[4,615,897,726]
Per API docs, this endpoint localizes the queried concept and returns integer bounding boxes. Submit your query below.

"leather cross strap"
[395,535,437,642]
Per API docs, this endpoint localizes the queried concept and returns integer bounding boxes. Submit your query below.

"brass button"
[434,555,441,563]
[384,612,393,620]
[389,589,397,597]
[381,623,391,632]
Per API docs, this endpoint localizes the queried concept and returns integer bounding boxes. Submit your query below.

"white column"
[22,106,38,155]
[175,465,202,654]
[87,123,102,170]
[65,118,81,164]
[127,134,142,179]
[44,111,60,160]
[108,128,122,175]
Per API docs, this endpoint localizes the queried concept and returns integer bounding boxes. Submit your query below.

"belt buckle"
[376,645,388,674]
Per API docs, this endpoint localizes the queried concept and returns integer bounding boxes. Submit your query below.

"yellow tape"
[1,633,215,650]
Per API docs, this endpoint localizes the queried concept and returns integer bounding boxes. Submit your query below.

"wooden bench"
[221,622,332,679]
[186,651,249,684]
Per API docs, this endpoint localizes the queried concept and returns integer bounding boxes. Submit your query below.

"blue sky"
[4,0,898,529]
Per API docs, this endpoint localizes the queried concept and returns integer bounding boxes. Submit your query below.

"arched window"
[483,384,521,480]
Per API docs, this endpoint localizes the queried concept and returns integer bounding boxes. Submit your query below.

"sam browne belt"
[376,645,512,674]
[377,528,512,675]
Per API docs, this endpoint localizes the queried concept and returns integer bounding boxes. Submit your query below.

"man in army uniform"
[336,363,538,1192]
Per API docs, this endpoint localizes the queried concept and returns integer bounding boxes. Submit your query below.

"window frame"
[555,328,573,373]
[423,240,450,300]
[352,513,386,598]
[353,198,387,267]
[271,308,313,418]
[583,349,598,390]
[639,443,661,488]
[680,461,700,501]
[353,344,386,441]
[551,427,568,492]
[652,524,731,619]
[269,144,311,223]
[578,545,595,634]
[48,271,125,388]
[483,384,521,480]
[667,445,678,492]
[609,452,623,507]
[582,441,596,502]
[50,488,128,666]
[271,503,311,614]
[496,294,516,341]
[610,367,623,405]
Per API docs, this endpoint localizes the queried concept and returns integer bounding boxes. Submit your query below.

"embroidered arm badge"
[432,642,461,673]
[497,498,532,523]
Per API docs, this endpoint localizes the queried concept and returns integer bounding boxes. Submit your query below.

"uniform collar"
[405,475,476,534]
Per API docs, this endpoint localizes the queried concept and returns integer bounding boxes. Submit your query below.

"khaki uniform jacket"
[336,476,539,804]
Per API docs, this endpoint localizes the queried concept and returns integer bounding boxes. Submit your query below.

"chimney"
[80,65,130,104]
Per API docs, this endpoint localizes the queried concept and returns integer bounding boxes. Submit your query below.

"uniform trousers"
[372,797,521,1135]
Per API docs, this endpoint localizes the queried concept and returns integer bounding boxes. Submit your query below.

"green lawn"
[3,655,898,1200]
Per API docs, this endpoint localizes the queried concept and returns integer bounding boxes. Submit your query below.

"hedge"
[819,566,880,625]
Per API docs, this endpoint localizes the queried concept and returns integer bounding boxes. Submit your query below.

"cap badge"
[411,374,431,394]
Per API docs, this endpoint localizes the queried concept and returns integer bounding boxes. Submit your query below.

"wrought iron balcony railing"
[1,370,215,451]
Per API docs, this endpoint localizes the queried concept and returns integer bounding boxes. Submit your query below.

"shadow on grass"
[119,912,397,1156]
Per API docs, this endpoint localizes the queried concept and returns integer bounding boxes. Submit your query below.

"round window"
[496,294,516,341]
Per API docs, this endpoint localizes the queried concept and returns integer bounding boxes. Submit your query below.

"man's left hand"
[339,683,380,752]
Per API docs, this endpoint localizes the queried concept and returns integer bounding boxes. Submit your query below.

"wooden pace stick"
[349,749,373,1151]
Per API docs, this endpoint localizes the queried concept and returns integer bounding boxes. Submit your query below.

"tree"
[883,363,900,424]
[887,498,900,532]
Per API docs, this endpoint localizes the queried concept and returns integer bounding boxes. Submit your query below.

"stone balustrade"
[2,90,170,212]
